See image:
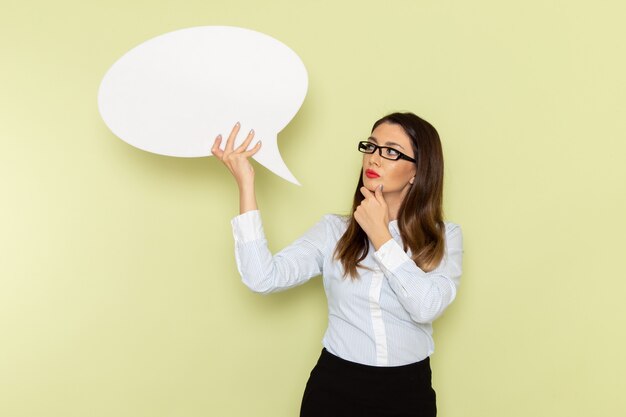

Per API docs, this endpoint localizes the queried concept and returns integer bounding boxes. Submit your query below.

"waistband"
[318,348,430,376]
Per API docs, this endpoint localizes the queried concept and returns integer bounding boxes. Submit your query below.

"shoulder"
[321,213,349,226]
[315,214,349,241]
[301,213,348,237]
[444,221,461,235]
[443,221,463,248]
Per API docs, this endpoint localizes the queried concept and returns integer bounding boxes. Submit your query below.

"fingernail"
[235,122,240,127]
[249,129,254,135]
[216,134,222,139]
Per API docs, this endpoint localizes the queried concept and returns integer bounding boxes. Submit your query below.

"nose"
[368,149,382,166]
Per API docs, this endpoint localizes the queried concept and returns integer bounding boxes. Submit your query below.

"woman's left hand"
[354,185,393,250]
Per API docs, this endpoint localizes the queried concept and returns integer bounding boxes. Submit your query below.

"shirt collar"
[388,219,400,236]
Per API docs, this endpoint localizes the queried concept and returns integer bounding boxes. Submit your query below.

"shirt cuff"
[231,210,265,243]
[374,238,413,272]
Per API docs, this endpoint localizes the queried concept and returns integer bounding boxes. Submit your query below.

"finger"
[211,135,224,158]
[236,129,255,153]
[360,186,373,199]
[242,140,262,157]
[225,122,240,152]
[374,184,386,205]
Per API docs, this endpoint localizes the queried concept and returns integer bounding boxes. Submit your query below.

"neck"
[384,181,413,222]
[384,192,404,221]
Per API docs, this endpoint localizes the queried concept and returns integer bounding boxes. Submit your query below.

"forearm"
[374,226,463,323]
[238,181,258,214]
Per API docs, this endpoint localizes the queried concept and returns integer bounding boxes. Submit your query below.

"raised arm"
[212,123,327,294]
[232,211,329,294]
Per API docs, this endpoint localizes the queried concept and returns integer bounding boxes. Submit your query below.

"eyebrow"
[368,136,406,150]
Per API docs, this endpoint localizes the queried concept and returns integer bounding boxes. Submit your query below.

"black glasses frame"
[357,141,416,163]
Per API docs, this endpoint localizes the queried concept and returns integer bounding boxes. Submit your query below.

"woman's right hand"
[211,122,262,188]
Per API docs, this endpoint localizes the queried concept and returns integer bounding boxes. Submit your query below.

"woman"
[211,112,463,417]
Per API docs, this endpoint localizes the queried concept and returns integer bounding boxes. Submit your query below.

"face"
[362,122,416,198]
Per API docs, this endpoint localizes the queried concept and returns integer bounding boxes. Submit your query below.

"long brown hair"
[334,112,446,278]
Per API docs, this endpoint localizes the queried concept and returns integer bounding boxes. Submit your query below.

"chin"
[363,177,382,190]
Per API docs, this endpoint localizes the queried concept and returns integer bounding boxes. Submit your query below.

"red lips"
[365,169,380,179]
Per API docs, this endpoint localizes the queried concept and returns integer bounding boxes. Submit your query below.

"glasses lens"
[358,142,375,153]
[383,149,401,160]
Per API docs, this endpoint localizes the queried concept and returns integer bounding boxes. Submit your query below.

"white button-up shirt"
[231,210,463,366]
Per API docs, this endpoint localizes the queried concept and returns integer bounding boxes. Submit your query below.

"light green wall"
[2,1,625,416]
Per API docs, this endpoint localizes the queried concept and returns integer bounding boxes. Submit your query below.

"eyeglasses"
[357,141,416,163]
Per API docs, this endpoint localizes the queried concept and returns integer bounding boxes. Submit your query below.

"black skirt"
[300,348,436,417]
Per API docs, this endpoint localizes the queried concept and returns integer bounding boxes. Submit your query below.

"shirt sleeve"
[231,210,328,294]
[373,224,463,323]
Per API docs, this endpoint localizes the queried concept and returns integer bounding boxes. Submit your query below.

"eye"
[385,147,400,156]
[363,142,376,152]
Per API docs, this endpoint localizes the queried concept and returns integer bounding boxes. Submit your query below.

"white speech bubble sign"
[98,26,308,185]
